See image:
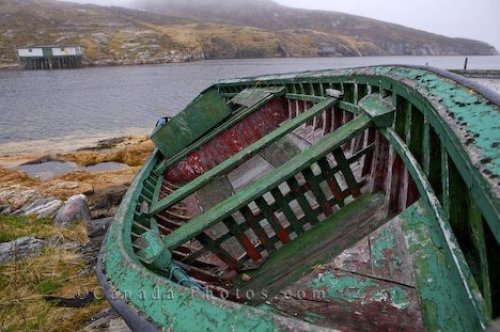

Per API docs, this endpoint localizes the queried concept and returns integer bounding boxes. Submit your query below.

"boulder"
[14,198,63,219]
[54,194,92,226]
[0,236,46,264]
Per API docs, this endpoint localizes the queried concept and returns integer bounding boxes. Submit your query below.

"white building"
[17,46,82,70]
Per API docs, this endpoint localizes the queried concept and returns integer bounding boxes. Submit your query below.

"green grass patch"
[36,278,63,295]
[0,215,55,242]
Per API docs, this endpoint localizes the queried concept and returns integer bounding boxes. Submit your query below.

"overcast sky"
[66,0,500,51]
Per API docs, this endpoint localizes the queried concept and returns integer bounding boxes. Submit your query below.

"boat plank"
[270,269,424,332]
[369,217,415,286]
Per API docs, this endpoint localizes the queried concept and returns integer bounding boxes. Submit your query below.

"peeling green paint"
[310,273,410,310]
[371,227,399,269]
[373,67,500,175]
[401,200,486,331]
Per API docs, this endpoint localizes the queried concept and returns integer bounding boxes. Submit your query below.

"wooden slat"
[285,176,317,224]
[269,188,304,235]
[422,120,431,176]
[285,93,325,103]
[316,157,345,207]
[195,232,240,270]
[302,167,333,217]
[333,149,361,198]
[468,195,492,318]
[441,146,450,219]
[152,174,164,204]
[222,216,261,262]
[254,197,290,244]
[240,206,273,252]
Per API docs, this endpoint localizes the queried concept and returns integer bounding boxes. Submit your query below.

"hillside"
[131,0,497,57]
[0,0,497,68]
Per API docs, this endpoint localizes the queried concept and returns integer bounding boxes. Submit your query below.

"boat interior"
[113,67,499,331]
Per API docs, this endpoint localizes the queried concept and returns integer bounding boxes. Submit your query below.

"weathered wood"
[270,269,424,331]
[469,193,492,318]
[285,93,326,103]
[227,155,274,192]
[441,146,450,219]
[369,218,415,286]
[331,238,372,276]
[401,201,486,331]
[234,193,386,303]
[100,66,499,332]
[162,114,372,250]
[154,88,285,174]
[358,94,395,128]
[382,128,489,330]
[149,97,339,215]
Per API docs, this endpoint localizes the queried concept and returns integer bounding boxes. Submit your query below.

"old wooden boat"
[98,65,500,331]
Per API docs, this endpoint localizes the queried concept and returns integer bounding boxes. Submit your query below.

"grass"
[0,215,108,331]
[0,215,86,243]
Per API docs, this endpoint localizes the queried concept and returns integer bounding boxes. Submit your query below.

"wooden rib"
[302,167,333,217]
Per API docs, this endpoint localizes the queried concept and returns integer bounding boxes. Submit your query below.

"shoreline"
[0,128,151,158]
[0,135,153,203]
[2,54,500,72]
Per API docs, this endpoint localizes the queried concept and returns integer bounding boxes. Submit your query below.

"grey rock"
[78,236,103,266]
[60,241,81,251]
[82,308,126,332]
[54,194,92,226]
[86,217,113,238]
[83,308,119,331]
[14,198,63,219]
[0,236,46,264]
[0,204,12,214]
[0,186,43,209]
[109,318,132,332]
[89,185,128,210]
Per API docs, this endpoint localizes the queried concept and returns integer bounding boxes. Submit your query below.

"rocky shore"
[0,136,154,331]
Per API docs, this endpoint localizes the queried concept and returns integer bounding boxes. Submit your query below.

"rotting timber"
[97,65,500,331]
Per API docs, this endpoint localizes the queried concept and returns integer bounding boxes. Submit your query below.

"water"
[17,161,128,180]
[1,55,499,155]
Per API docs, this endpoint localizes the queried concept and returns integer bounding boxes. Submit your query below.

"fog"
[64,0,500,51]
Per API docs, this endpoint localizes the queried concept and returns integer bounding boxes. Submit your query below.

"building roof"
[17,45,81,49]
